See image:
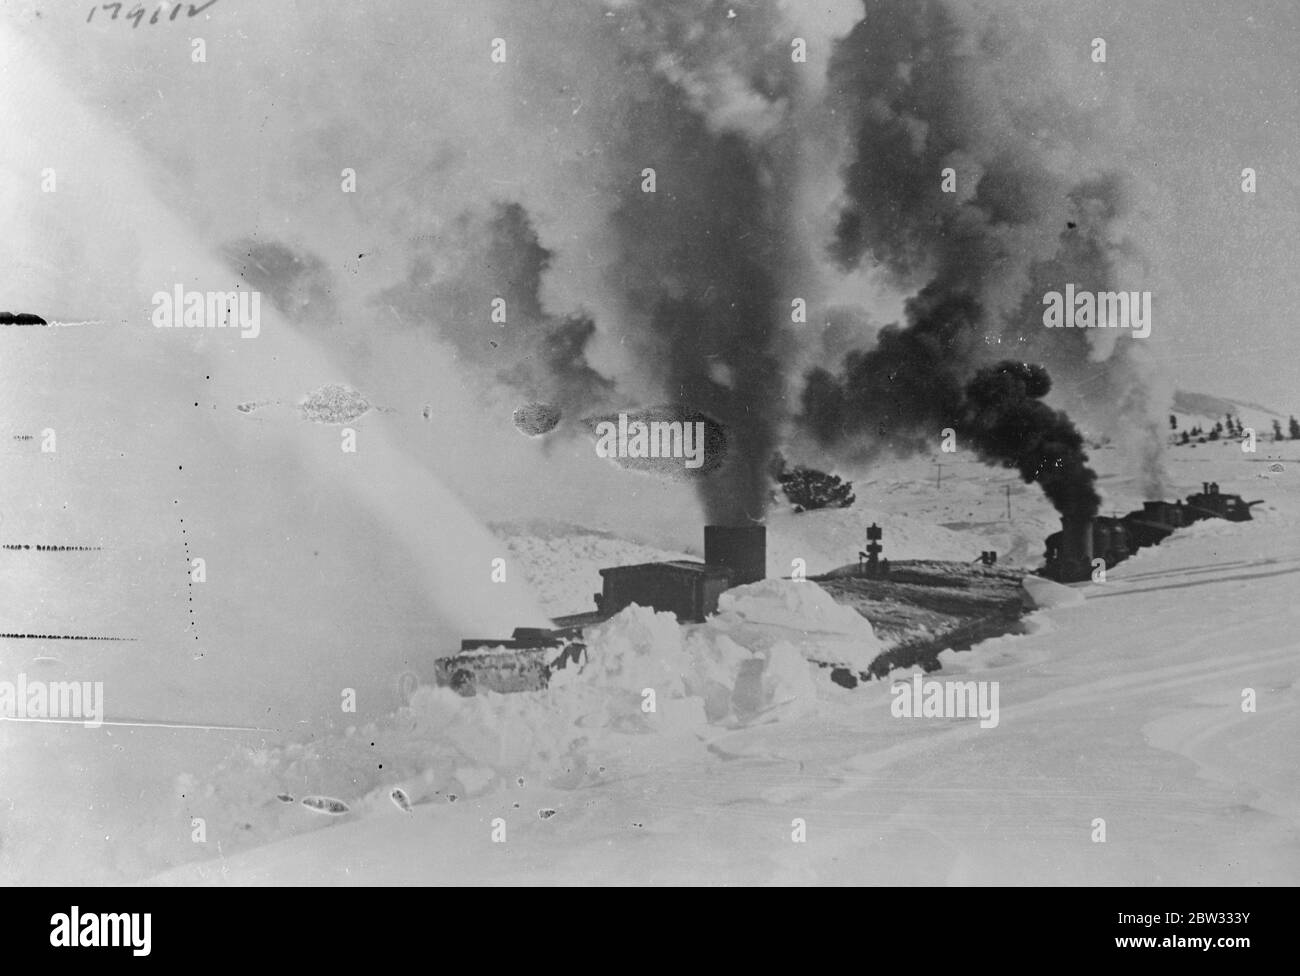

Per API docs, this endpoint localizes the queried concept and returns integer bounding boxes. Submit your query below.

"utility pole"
[1005,484,1011,520]
[936,463,943,489]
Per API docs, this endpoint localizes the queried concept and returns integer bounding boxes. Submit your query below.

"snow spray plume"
[223,240,337,330]
[599,1,802,524]
[812,0,1167,493]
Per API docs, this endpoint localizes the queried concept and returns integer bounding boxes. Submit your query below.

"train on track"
[1043,482,1263,583]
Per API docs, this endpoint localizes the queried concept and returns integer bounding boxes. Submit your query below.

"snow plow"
[397,626,587,700]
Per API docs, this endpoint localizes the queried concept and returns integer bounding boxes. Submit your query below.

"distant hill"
[1173,390,1287,422]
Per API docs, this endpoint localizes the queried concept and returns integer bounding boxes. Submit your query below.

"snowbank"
[151,582,869,873]
[717,578,876,633]
[570,597,821,724]
[1021,575,1085,609]
[710,579,884,672]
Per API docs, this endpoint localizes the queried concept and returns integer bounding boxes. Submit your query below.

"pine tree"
[779,465,856,513]
[1290,416,1300,440]
[1273,419,1284,442]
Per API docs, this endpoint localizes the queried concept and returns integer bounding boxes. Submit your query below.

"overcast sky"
[1032,0,1299,409]
[9,0,1300,413]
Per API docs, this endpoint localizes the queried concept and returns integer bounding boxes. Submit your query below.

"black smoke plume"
[961,361,1100,518]
[800,0,1161,509]
[594,1,802,524]
[802,285,980,454]
[802,303,1100,517]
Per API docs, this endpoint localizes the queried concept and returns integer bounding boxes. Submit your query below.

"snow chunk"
[581,605,692,696]
[710,579,883,672]
[757,640,819,712]
[575,602,822,724]
[1021,575,1085,609]
[718,578,873,633]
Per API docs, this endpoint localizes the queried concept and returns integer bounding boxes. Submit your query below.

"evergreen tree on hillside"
[1290,416,1300,440]
[1273,419,1285,442]
[777,464,856,513]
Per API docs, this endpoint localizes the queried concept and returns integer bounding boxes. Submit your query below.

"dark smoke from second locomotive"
[797,0,1153,516]
[804,327,1102,518]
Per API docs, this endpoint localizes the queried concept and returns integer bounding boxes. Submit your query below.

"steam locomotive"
[1043,483,1263,582]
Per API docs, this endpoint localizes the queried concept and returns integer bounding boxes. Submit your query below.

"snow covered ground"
[136,443,1300,886]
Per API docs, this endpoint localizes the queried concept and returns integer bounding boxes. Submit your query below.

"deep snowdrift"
[117,581,863,877]
[149,458,1300,885]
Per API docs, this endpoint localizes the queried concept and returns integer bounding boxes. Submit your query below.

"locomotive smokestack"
[1055,519,1097,579]
[704,525,767,586]
[1059,515,1095,582]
